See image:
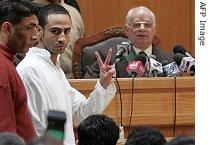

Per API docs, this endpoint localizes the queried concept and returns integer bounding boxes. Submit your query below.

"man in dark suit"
[84,6,173,78]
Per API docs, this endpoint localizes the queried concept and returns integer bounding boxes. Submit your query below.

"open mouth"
[57,44,67,48]
[58,45,67,51]
[137,34,148,38]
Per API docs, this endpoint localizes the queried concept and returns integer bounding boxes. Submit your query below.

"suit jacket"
[84,46,174,78]
[116,46,174,77]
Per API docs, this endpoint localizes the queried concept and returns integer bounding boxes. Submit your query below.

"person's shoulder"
[0,53,17,78]
[16,53,42,77]
[0,56,9,85]
[61,3,83,21]
[0,53,7,69]
[61,3,79,14]
[152,46,174,62]
[153,46,168,53]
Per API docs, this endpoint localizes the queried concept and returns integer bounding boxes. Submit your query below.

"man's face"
[7,14,39,53]
[41,14,71,54]
[125,11,156,50]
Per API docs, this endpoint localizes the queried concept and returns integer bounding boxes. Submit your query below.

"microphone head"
[161,60,169,66]
[126,61,145,77]
[173,44,187,55]
[121,41,132,49]
[173,53,195,73]
[173,53,186,66]
[134,52,148,65]
[115,41,133,62]
[149,54,157,59]
[116,47,126,56]
[149,58,163,76]
[162,62,181,76]
[114,47,126,62]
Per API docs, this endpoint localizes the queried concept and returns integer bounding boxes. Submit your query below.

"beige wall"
[77,0,195,56]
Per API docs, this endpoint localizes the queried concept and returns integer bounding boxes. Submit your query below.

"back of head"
[37,3,71,28]
[78,114,119,145]
[0,132,25,145]
[166,136,195,145]
[27,136,51,145]
[125,126,166,145]
[0,0,38,26]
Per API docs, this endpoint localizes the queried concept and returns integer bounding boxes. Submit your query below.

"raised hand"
[95,48,116,89]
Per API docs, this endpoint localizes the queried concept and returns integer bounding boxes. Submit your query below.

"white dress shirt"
[16,47,116,145]
[133,45,152,57]
[34,0,85,79]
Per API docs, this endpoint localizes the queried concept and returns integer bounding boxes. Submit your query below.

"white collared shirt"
[133,45,152,56]
[16,47,116,145]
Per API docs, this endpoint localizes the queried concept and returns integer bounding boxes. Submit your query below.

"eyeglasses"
[129,21,153,30]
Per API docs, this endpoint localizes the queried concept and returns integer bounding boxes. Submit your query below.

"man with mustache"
[16,4,116,145]
[0,0,39,142]
[116,6,173,77]
[33,0,85,79]
[84,6,174,78]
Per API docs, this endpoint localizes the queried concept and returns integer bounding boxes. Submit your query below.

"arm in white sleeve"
[66,79,116,125]
[19,72,48,137]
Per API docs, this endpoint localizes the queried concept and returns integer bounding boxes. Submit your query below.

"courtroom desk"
[69,76,194,137]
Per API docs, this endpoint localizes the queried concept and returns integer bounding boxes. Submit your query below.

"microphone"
[134,52,148,65]
[162,60,181,77]
[114,47,126,62]
[46,110,66,143]
[115,41,132,62]
[126,61,145,77]
[126,52,147,77]
[173,44,193,57]
[148,56,163,77]
[173,53,195,75]
[85,66,100,78]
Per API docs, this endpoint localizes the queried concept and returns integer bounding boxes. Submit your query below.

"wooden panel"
[69,76,195,137]
[176,77,195,125]
[77,0,195,56]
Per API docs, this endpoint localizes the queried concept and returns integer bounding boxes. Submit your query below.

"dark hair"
[37,3,71,28]
[78,114,119,145]
[64,0,81,13]
[125,126,167,145]
[27,136,51,145]
[166,136,195,145]
[0,132,25,145]
[0,0,38,26]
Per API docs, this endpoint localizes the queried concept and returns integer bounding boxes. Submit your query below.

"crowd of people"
[0,0,194,145]
[0,114,194,145]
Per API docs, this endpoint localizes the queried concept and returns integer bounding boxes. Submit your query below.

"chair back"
[72,27,161,78]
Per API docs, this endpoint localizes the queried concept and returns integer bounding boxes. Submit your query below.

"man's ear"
[1,22,13,35]
[124,25,129,37]
[153,27,156,35]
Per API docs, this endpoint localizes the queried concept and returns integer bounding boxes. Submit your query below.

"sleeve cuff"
[95,79,116,96]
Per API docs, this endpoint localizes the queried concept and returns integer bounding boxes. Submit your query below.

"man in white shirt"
[34,0,85,78]
[16,4,116,145]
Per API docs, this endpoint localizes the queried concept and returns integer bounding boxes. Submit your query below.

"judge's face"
[41,14,71,54]
[7,14,39,53]
[125,11,156,50]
